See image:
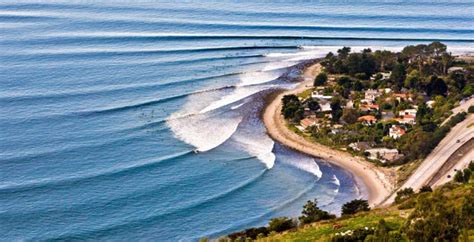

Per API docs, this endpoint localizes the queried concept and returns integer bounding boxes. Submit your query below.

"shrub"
[419,185,433,193]
[341,199,370,215]
[268,217,296,233]
[468,105,474,113]
[314,73,328,86]
[395,187,414,204]
[454,169,472,183]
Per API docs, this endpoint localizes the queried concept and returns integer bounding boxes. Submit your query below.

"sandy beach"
[263,62,395,207]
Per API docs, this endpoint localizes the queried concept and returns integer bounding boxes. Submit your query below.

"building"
[365,148,402,163]
[319,100,332,112]
[426,100,436,108]
[360,103,380,112]
[311,91,333,100]
[370,72,391,81]
[399,109,417,117]
[349,141,374,152]
[393,93,413,102]
[358,115,378,126]
[395,115,416,125]
[364,89,381,102]
[300,117,318,130]
[389,125,406,139]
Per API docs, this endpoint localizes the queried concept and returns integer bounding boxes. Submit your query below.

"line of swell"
[46,169,269,241]
[20,34,474,43]
[3,45,299,57]
[0,150,194,194]
[0,70,248,102]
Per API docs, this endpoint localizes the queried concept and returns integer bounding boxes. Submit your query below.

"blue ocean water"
[0,1,472,240]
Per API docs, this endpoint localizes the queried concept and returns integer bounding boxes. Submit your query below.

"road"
[382,97,474,205]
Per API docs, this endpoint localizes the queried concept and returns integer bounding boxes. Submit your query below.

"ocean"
[0,1,472,240]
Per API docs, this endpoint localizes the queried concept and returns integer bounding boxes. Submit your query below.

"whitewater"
[0,1,472,240]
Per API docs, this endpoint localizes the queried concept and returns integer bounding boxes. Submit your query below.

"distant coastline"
[262,61,394,206]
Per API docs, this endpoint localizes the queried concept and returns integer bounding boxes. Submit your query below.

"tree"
[428,76,448,96]
[330,97,343,123]
[299,199,336,224]
[281,95,303,122]
[391,62,406,88]
[307,99,320,111]
[268,217,296,232]
[454,169,471,183]
[341,199,370,215]
[314,73,328,86]
[428,41,447,58]
[374,50,395,72]
[337,46,351,59]
[342,108,359,124]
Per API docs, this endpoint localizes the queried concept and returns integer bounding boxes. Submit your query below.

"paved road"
[382,98,474,205]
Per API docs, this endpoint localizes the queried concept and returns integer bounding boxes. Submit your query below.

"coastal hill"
[218,42,473,241]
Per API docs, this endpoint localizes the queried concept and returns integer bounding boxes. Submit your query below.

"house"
[358,115,378,126]
[393,93,413,102]
[370,72,391,81]
[349,141,374,152]
[389,125,406,139]
[300,117,318,130]
[311,91,333,100]
[395,115,416,125]
[346,100,354,109]
[365,148,402,163]
[399,109,417,117]
[379,88,392,94]
[364,89,381,102]
[426,100,436,108]
[319,100,332,112]
[360,103,380,112]
[381,111,395,121]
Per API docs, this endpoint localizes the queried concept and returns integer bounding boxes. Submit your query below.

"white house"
[364,89,381,102]
[399,109,417,117]
[311,91,332,100]
[365,148,401,163]
[389,125,406,139]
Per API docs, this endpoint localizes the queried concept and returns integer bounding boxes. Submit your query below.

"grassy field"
[248,181,473,242]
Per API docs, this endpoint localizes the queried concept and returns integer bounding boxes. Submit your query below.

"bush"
[341,199,370,215]
[468,105,474,113]
[395,187,414,204]
[314,73,328,86]
[454,169,472,183]
[419,185,433,193]
[227,227,269,240]
[268,217,296,233]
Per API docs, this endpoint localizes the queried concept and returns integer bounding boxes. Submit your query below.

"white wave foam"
[232,132,276,169]
[332,174,341,186]
[279,156,323,179]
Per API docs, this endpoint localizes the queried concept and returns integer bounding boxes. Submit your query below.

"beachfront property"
[365,148,402,163]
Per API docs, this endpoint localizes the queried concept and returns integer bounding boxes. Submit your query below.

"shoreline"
[262,62,395,207]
